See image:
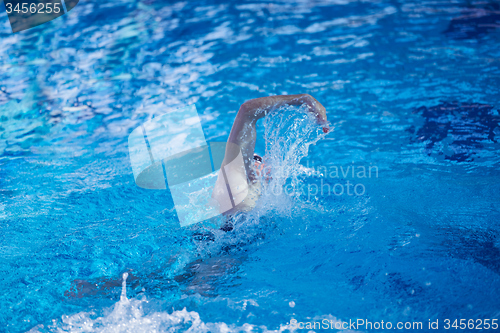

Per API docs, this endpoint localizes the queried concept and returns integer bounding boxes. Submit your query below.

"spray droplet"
[120,272,129,301]
[289,301,295,308]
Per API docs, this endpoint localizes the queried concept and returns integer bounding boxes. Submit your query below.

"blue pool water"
[1,0,500,332]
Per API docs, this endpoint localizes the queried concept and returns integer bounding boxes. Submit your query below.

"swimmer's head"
[253,153,263,170]
[253,154,271,179]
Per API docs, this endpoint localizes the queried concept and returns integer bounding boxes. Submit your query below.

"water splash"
[38,273,233,332]
[261,104,327,204]
[34,272,303,333]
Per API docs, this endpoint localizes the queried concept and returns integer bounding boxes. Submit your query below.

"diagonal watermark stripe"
[128,105,249,227]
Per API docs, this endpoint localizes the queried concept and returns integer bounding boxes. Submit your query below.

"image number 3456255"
[3,0,78,33]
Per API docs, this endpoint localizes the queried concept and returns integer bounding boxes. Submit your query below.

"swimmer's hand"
[299,94,329,133]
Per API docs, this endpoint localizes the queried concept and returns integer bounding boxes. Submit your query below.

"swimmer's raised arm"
[227,94,328,181]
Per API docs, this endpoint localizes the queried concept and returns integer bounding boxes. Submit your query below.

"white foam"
[32,273,306,333]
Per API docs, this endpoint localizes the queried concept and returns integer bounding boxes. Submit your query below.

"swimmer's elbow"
[295,94,314,107]
[238,96,283,120]
[302,93,314,103]
[238,100,259,120]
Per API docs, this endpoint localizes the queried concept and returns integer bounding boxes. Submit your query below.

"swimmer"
[213,94,328,229]
[66,95,328,298]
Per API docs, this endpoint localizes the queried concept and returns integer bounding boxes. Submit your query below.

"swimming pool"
[1,0,499,332]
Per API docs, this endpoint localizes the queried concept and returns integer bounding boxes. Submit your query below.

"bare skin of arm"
[226,94,328,182]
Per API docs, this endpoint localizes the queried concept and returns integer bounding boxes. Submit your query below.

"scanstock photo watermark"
[258,161,379,200]
[287,318,499,331]
[304,161,378,199]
